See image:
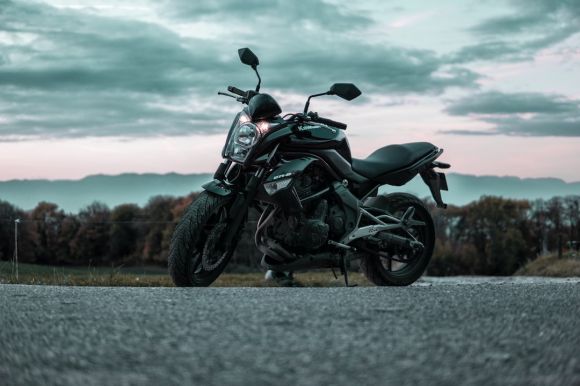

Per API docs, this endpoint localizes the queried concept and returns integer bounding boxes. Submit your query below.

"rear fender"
[419,155,450,209]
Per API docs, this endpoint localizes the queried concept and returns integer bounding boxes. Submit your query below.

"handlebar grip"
[227,86,245,96]
[313,116,347,130]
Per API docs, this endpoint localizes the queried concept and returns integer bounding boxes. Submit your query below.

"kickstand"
[340,254,357,287]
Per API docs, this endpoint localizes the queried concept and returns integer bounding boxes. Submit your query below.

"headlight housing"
[224,119,261,163]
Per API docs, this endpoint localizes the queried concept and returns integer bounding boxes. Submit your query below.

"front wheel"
[168,191,235,287]
[360,193,435,286]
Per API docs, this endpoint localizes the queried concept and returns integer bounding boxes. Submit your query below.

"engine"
[263,165,348,253]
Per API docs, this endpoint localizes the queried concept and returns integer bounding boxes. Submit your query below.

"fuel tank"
[280,124,352,162]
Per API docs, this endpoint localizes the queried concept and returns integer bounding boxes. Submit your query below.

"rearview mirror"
[329,83,361,101]
[238,48,260,68]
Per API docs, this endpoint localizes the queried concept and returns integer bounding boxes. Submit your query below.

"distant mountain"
[1,172,579,213]
[0,173,212,213]
[402,173,580,206]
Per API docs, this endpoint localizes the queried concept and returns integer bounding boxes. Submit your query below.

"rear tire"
[360,193,435,286]
[168,191,233,287]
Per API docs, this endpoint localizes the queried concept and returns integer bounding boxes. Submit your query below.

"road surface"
[1,277,579,385]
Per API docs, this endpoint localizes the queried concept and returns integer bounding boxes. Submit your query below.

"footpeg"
[328,240,356,251]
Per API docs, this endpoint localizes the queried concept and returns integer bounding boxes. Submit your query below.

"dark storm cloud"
[449,0,580,63]
[0,0,480,141]
[443,91,580,137]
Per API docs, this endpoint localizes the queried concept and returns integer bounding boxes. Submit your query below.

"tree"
[0,201,34,263]
[545,197,564,251]
[109,204,141,262]
[142,196,175,264]
[564,196,580,248]
[56,215,80,265]
[69,202,111,265]
[430,197,532,275]
[30,202,65,264]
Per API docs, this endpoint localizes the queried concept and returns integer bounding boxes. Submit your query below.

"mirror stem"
[253,65,261,92]
[303,92,330,115]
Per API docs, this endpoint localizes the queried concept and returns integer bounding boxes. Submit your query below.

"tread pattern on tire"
[360,193,435,286]
[168,191,230,287]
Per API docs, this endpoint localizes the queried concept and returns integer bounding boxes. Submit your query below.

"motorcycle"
[168,48,450,287]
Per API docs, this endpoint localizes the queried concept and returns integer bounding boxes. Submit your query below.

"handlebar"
[307,112,347,130]
[220,86,259,104]
[227,86,245,97]
[217,91,349,131]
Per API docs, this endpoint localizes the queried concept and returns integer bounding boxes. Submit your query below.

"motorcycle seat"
[351,142,436,180]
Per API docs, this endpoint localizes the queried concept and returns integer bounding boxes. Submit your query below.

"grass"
[515,254,580,277]
[4,255,578,287]
[0,261,371,287]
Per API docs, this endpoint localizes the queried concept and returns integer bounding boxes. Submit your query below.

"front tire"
[168,191,234,287]
[360,193,435,286]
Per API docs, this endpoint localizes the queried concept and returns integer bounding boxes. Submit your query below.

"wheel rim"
[201,222,230,271]
[190,207,229,275]
[376,207,430,276]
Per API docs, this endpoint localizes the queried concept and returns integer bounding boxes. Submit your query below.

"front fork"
[221,169,264,248]
[206,144,280,250]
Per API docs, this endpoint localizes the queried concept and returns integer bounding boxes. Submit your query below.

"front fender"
[202,179,234,197]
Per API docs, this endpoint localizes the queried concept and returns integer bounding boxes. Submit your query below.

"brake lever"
[218,91,248,104]
[218,91,237,99]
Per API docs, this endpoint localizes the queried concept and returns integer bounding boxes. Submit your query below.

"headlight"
[225,121,261,163]
[236,123,258,145]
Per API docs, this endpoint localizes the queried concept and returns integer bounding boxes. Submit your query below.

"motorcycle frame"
[203,131,446,263]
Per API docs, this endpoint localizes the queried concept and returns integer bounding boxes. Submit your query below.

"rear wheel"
[168,191,235,287]
[360,193,435,286]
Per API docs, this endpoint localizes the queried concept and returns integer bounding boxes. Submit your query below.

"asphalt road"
[1,278,579,386]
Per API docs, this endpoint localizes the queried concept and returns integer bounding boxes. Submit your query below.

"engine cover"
[262,164,351,255]
[268,200,329,252]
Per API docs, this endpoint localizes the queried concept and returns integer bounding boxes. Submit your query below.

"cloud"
[490,116,580,136]
[470,0,580,36]
[445,92,579,116]
[156,0,478,95]
[0,0,480,141]
[0,88,230,140]
[157,0,372,32]
[448,0,580,63]
[443,117,580,137]
[0,1,237,139]
[443,91,580,137]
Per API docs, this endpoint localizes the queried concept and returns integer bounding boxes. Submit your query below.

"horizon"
[1,170,580,184]
[1,0,579,181]
[2,171,579,214]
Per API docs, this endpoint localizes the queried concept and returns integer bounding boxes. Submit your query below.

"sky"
[0,0,579,181]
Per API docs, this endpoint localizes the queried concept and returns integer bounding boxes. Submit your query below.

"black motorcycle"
[168,48,450,287]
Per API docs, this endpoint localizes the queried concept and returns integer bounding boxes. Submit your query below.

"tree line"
[1,194,579,275]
